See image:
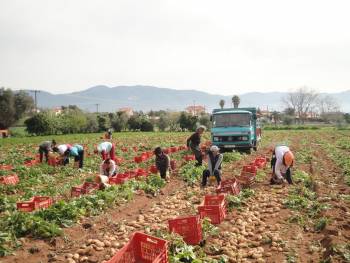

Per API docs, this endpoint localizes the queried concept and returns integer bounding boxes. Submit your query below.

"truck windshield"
[213,113,251,127]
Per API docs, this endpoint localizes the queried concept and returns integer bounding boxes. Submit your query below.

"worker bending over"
[202,145,223,187]
[96,158,118,189]
[66,144,84,168]
[154,147,171,181]
[271,145,294,185]
[53,144,71,165]
[95,141,115,161]
[187,125,206,166]
[38,140,56,162]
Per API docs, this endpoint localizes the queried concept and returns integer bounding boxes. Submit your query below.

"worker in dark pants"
[154,147,171,181]
[270,145,294,185]
[187,125,206,166]
[202,145,223,187]
[69,144,84,168]
[38,140,56,163]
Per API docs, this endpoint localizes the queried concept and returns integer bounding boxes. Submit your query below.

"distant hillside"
[24,85,350,112]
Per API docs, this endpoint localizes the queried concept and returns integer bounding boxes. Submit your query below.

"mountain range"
[25,85,350,113]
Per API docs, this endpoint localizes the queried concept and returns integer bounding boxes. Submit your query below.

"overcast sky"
[1,0,350,95]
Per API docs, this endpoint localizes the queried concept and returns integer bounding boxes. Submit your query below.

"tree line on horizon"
[218,88,349,125]
[1,87,350,136]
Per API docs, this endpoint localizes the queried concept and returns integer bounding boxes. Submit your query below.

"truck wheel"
[245,148,252,154]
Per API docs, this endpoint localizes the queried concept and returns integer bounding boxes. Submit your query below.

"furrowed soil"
[2,130,350,263]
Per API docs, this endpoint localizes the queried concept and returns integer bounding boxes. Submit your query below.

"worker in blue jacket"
[64,144,84,168]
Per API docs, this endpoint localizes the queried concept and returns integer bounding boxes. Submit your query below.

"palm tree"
[219,99,225,109]
[232,95,240,108]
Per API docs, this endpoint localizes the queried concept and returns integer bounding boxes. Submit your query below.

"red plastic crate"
[48,157,61,166]
[141,153,148,161]
[146,151,153,158]
[164,148,171,154]
[202,194,226,206]
[71,182,99,197]
[109,174,129,185]
[242,165,257,174]
[170,146,178,153]
[17,196,52,212]
[0,164,13,171]
[236,165,257,187]
[183,155,196,161]
[198,194,227,224]
[149,165,158,174]
[216,179,241,195]
[134,156,142,163]
[125,170,137,179]
[198,205,226,224]
[135,168,149,178]
[0,174,19,185]
[253,157,267,168]
[24,159,38,167]
[168,215,202,245]
[107,232,168,263]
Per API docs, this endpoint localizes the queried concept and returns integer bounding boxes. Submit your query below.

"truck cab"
[210,107,261,153]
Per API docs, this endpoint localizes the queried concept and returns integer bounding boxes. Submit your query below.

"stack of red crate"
[197,194,227,224]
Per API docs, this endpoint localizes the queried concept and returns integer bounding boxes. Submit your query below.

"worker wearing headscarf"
[202,145,223,187]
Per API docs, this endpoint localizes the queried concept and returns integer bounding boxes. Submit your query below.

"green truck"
[210,107,261,153]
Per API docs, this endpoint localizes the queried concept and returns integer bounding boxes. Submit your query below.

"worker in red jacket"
[94,141,115,160]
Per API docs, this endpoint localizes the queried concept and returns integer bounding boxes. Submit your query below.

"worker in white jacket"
[94,141,115,160]
[201,145,223,187]
[270,145,294,184]
[96,158,118,189]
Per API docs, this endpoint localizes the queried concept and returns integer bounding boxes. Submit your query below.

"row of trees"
[0,88,34,129]
[269,87,347,125]
[218,87,348,125]
[24,107,211,135]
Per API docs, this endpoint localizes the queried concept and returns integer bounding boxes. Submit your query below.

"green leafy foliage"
[179,162,206,186]
[226,189,255,211]
[222,152,242,162]
[314,217,330,232]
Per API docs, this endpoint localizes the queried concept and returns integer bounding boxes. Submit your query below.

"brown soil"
[2,132,350,263]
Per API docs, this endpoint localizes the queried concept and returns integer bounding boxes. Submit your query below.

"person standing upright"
[187,125,206,166]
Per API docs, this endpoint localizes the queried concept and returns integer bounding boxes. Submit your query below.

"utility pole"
[95,103,100,113]
[29,90,41,112]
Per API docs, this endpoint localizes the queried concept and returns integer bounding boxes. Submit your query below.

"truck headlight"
[213,136,219,141]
